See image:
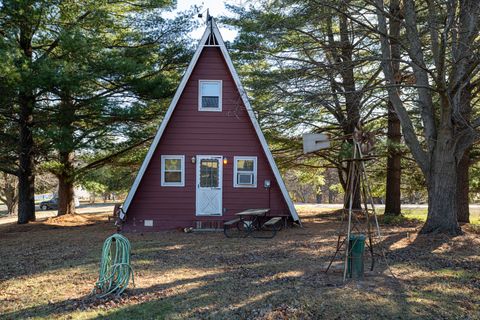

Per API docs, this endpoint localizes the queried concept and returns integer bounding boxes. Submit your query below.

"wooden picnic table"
[224,208,281,239]
[235,208,270,217]
[235,209,269,235]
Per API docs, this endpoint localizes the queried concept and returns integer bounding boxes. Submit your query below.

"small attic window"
[199,80,222,111]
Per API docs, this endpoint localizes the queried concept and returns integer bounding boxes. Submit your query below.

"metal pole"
[343,142,358,282]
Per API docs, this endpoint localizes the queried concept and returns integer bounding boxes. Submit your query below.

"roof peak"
[198,8,214,25]
[121,14,300,222]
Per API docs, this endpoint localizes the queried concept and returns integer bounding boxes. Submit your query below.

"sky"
[170,0,242,42]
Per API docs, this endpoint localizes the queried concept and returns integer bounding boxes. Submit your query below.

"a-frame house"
[120,18,300,231]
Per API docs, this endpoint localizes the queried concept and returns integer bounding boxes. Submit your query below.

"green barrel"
[347,234,366,279]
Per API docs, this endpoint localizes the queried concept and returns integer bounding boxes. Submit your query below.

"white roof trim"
[122,20,300,223]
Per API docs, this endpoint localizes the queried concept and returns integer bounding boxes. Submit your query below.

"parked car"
[39,197,80,210]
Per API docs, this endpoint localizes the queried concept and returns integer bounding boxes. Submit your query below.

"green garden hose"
[93,233,134,297]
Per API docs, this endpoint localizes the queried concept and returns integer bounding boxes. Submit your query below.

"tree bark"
[17,92,36,224]
[456,149,470,223]
[8,199,18,216]
[17,10,36,224]
[375,0,474,235]
[421,140,461,234]
[56,151,76,216]
[316,193,322,204]
[0,173,18,215]
[456,82,473,223]
[340,162,362,209]
[384,0,402,216]
[325,9,363,210]
[56,94,76,216]
[57,173,75,215]
[385,111,402,215]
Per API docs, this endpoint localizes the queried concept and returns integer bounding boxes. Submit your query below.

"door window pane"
[200,159,219,188]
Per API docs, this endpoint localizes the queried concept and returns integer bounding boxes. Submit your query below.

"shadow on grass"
[5,266,460,320]
[1,260,415,320]
[0,218,118,282]
[2,210,479,319]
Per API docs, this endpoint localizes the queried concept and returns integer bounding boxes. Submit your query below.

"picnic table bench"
[223,208,283,239]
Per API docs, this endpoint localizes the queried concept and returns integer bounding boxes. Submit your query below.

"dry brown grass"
[0,205,479,320]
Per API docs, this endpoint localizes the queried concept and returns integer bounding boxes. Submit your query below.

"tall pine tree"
[0,1,195,221]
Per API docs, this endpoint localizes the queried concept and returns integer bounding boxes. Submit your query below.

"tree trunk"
[456,83,472,223]
[57,175,75,216]
[8,201,18,216]
[375,0,471,235]
[351,175,362,209]
[384,0,402,216]
[17,12,36,224]
[456,150,470,223]
[343,161,362,209]
[421,148,461,234]
[385,107,402,215]
[17,92,36,224]
[57,151,76,216]
[5,185,18,216]
[0,173,18,215]
[56,93,77,216]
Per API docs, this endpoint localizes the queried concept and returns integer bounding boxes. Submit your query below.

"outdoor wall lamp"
[191,156,196,164]
[264,180,271,189]
[223,157,228,165]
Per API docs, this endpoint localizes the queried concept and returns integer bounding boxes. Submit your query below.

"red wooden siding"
[123,47,290,231]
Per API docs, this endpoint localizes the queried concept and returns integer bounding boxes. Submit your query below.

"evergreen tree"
[0,1,196,221]
[226,0,385,208]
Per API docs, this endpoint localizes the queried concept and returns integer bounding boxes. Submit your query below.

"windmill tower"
[303,127,383,281]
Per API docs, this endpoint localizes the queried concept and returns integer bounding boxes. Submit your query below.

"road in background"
[2,202,479,225]
[0,203,115,225]
[296,203,480,210]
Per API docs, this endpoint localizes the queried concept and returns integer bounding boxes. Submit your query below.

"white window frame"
[161,155,185,187]
[198,80,222,112]
[233,156,257,188]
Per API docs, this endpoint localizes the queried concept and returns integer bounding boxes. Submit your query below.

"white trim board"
[198,79,222,112]
[122,19,300,223]
[196,155,223,216]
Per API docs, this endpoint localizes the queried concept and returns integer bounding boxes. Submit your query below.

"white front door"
[196,155,223,216]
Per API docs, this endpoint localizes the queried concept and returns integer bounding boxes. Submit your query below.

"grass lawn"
[0,206,479,319]
[400,208,480,224]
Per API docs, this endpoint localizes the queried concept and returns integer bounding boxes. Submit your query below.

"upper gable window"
[199,80,222,111]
